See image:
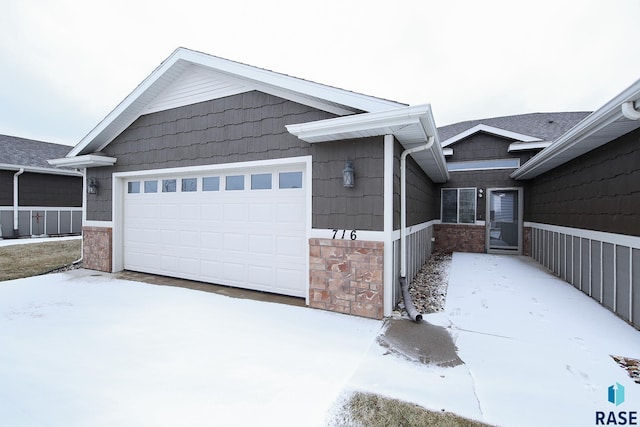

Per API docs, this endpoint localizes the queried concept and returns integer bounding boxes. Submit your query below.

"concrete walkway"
[347,253,640,427]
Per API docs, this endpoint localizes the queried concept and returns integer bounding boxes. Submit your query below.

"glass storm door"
[487,188,522,253]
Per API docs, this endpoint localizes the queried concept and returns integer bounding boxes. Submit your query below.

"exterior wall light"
[88,177,99,195]
[342,161,355,188]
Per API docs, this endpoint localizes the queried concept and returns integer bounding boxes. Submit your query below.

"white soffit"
[48,155,117,169]
[512,78,640,180]
[508,141,552,152]
[286,105,449,183]
[441,124,543,148]
[68,48,406,158]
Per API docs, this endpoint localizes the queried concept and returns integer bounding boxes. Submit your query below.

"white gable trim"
[441,124,543,148]
[68,48,406,158]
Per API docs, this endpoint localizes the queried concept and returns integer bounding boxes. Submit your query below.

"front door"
[486,188,523,254]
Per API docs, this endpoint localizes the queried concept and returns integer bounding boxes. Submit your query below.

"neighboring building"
[50,47,640,328]
[0,135,82,238]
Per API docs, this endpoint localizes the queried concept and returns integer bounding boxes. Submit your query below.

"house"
[49,47,449,320]
[50,47,640,327]
[433,83,640,329]
[0,135,82,238]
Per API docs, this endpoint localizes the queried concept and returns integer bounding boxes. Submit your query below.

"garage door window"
[127,181,140,194]
[251,173,272,190]
[144,180,158,193]
[226,175,244,191]
[162,179,177,193]
[202,177,220,191]
[182,178,197,192]
[279,171,303,189]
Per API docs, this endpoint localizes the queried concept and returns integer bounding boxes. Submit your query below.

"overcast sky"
[1,0,639,147]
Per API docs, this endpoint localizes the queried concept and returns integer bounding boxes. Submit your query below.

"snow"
[1,252,639,426]
[0,235,81,247]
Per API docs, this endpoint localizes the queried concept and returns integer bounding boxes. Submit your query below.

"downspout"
[400,136,434,322]
[622,101,640,120]
[72,167,85,265]
[13,168,24,236]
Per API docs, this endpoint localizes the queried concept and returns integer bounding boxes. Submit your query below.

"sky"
[1,0,639,147]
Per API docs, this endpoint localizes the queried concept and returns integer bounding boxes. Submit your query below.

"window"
[447,158,520,172]
[127,181,140,194]
[182,178,197,192]
[441,188,476,224]
[202,177,220,191]
[251,173,272,190]
[279,171,303,189]
[162,179,177,192]
[144,180,158,193]
[226,175,244,191]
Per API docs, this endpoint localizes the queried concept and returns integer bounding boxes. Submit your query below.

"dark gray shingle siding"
[525,127,640,236]
[89,91,387,230]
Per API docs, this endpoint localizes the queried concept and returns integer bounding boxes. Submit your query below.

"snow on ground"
[1,252,639,426]
[0,235,81,247]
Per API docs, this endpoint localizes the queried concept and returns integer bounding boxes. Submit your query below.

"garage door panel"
[124,163,307,297]
[223,203,248,222]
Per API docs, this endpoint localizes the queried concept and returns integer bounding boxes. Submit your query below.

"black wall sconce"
[342,161,355,188]
[88,177,99,195]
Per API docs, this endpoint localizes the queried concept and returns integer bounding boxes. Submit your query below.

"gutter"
[13,168,24,235]
[399,136,435,322]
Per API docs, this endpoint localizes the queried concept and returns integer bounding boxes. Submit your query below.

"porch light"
[342,161,355,188]
[88,177,99,195]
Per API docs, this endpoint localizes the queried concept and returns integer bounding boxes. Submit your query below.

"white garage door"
[123,163,307,297]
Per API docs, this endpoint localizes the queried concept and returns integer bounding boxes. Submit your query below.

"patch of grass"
[0,239,81,281]
[330,392,493,427]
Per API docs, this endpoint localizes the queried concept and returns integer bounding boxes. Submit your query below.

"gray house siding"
[442,133,539,222]
[18,173,82,207]
[525,127,640,236]
[392,139,438,230]
[86,90,386,231]
[525,127,640,329]
[0,171,12,205]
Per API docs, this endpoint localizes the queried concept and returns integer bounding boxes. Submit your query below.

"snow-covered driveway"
[0,252,638,427]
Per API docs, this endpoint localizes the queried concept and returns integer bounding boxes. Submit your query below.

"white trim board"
[525,222,640,248]
[441,124,542,148]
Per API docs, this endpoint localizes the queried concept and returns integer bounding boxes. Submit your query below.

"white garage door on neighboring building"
[122,163,308,297]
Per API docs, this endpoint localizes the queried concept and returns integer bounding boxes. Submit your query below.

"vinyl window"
[441,188,476,224]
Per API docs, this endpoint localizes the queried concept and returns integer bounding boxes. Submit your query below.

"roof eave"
[0,163,83,177]
[512,78,640,180]
[68,48,407,158]
[286,105,449,183]
[48,155,117,169]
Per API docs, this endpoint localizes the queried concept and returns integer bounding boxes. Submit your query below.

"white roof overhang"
[48,155,117,169]
[68,48,406,158]
[512,78,640,180]
[0,163,83,177]
[286,104,449,183]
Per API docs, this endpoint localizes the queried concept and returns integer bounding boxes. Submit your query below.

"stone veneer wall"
[523,227,532,256]
[83,227,112,272]
[309,238,384,319]
[434,224,485,253]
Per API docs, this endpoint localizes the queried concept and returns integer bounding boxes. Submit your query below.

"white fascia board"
[0,163,83,177]
[443,148,453,156]
[179,49,406,113]
[286,104,435,143]
[507,141,552,152]
[512,78,640,180]
[441,124,543,148]
[48,155,117,169]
